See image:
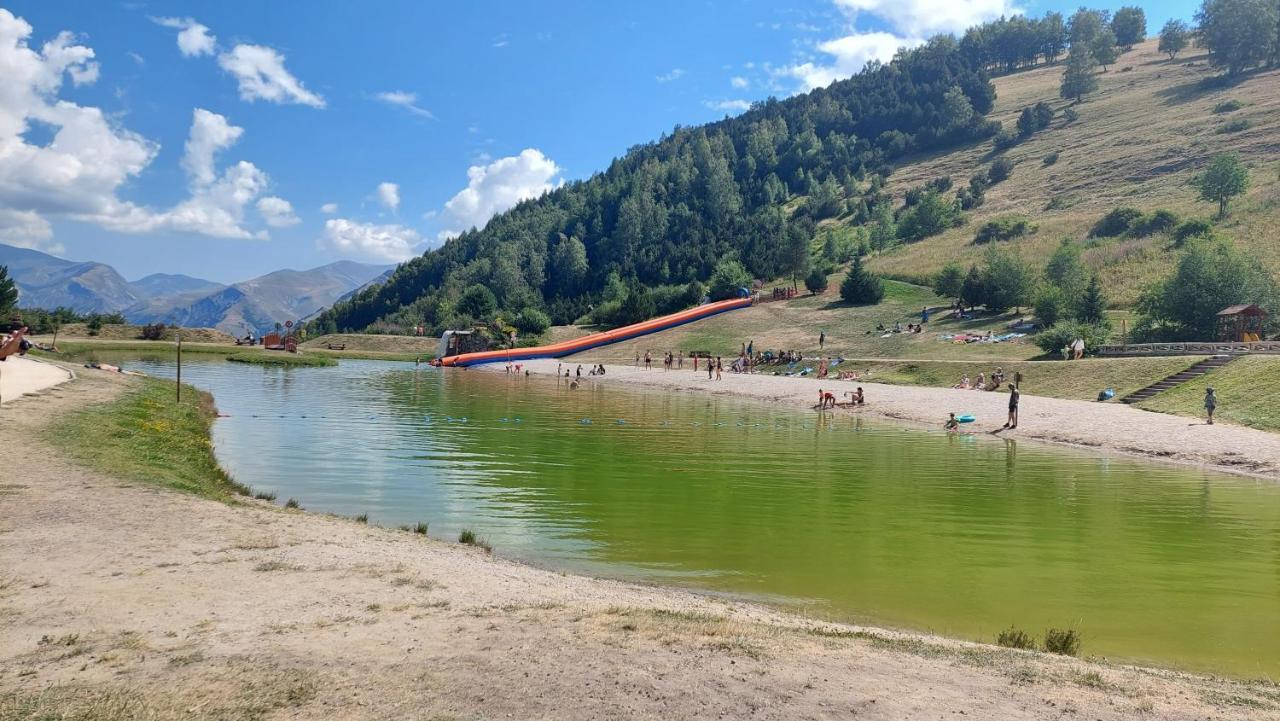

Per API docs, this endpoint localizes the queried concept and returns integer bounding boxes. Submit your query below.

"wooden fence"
[1098,341,1280,356]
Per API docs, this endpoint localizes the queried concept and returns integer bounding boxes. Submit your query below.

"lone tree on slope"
[1196,154,1250,218]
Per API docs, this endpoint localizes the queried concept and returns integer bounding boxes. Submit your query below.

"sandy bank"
[515,358,1280,481]
[0,356,73,404]
[3,370,1277,719]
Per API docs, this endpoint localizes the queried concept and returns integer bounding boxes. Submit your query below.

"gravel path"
[0,356,73,405]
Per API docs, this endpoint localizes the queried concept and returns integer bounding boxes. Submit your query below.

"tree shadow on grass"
[1154,72,1246,107]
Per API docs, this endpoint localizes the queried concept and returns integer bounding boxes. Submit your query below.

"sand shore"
[2,367,1278,719]
[517,358,1280,481]
[0,356,73,405]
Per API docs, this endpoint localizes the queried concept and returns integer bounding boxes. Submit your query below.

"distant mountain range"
[0,243,393,335]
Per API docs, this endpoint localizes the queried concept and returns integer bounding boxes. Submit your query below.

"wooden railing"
[1098,341,1280,356]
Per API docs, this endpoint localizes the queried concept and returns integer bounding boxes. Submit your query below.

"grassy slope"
[46,378,248,500]
[50,324,235,343]
[1138,355,1280,431]
[301,333,438,360]
[865,40,1280,305]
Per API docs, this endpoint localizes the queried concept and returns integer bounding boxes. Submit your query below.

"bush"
[1090,207,1144,237]
[707,258,752,301]
[996,627,1036,650]
[139,323,168,341]
[1063,107,1079,123]
[86,315,104,336]
[988,157,1015,184]
[804,267,829,295]
[992,128,1019,150]
[1034,287,1068,326]
[896,191,963,242]
[1043,628,1082,656]
[1129,209,1179,237]
[934,263,964,298]
[1213,99,1244,113]
[1042,152,1060,166]
[973,216,1034,244]
[1173,218,1213,245]
[1218,118,1250,134]
[839,256,884,305]
[512,307,550,336]
[1033,321,1111,356]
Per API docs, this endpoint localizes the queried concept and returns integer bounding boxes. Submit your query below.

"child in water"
[944,413,960,431]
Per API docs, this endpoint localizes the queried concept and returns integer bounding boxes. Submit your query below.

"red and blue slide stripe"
[437,297,752,367]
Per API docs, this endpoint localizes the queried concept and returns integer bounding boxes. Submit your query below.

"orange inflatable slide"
[436,296,752,367]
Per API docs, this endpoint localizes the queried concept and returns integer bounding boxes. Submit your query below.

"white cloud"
[217,44,324,107]
[0,208,61,254]
[833,0,1019,38]
[322,218,420,262]
[784,31,914,91]
[655,68,685,83]
[437,149,560,239]
[127,50,145,65]
[374,90,433,119]
[182,108,243,185]
[730,76,749,89]
[704,99,751,113]
[151,16,216,57]
[257,196,299,227]
[320,202,338,214]
[375,182,400,211]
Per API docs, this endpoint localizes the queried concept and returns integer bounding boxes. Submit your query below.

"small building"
[1216,304,1268,342]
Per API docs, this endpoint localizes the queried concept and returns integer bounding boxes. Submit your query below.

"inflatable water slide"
[436,297,752,367]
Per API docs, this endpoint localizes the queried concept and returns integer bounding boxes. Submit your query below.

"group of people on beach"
[952,367,1010,391]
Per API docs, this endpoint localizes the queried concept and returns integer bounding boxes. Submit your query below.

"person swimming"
[944,412,960,431]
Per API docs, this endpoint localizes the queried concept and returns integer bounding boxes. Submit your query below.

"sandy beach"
[0,356,73,405]
[2,366,1279,719]
[516,358,1280,481]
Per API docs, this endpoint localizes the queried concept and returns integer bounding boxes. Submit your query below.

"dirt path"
[0,357,73,405]
[532,359,1280,481]
[2,371,1277,720]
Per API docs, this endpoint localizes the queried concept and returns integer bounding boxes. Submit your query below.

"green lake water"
[116,355,1280,677]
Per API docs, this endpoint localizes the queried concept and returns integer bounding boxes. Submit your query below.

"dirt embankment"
[2,369,1278,719]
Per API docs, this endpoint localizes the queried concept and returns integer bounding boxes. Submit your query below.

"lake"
[114,354,1280,677]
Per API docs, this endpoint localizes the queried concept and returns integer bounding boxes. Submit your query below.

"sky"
[0,0,1197,283]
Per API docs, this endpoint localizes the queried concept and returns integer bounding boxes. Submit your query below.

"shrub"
[1218,118,1250,134]
[354,513,369,524]
[839,256,884,305]
[1090,207,1144,237]
[707,257,752,300]
[1063,107,1079,123]
[284,498,301,509]
[1213,99,1244,113]
[1173,218,1213,245]
[973,216,1034,244]
[896,191,963,242]
[1043,628,1082,656]
[988,157,1015,184]
[1034,287,1068,326]
[934,263,964,298]
[996,627,1036,650]
[86,315,103,336]
[512,307,551,336]
[1042,152,1060,166]
[1130,209,1179,237]
[139,323,168,341]
[1033,321,1111,356]
[414,521,429,535]
[992,128,1019,150]
[804,267,829,295]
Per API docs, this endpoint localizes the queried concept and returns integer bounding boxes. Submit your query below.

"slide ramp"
[437,297,752,367]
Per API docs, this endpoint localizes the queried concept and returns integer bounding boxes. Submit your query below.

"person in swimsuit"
[1204,387,1217,425]
[715,357,722,381]
[944,413,960,431]
[1004,384,1020,429]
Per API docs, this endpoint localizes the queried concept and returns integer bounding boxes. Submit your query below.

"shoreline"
[508,358,1280,482]
[3,370,1280,718]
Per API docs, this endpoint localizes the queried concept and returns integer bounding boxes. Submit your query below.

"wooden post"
[175,332,182,404]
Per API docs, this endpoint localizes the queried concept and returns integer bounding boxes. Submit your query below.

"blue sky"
[1,0,1196,283]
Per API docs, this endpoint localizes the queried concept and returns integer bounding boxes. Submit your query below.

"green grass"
[458,528,492,552]
[34,340,232,359]
[1137,355,1280,432]
[829,355,1199,401]
[225,352,337,367]
[45,377,247,500]
[1043,628,1082,657]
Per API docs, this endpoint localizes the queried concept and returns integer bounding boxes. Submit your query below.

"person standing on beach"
[644,351,651,370]
[678,351,683,369]
[707,356,714,380]
[1004,384,1020,429]
[819,331,825,351]
[1204,387,1217,425]
[715,357,722,381]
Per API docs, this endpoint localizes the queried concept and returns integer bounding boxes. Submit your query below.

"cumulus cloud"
[376,182,400,211]
[182,108,244,185]
[151,16,216,57]
[0,208,61,254]
[704,99,751,113]
[320,202,338,214]
[437,149,560,240]
[779,0,1015,91]
[655,68,685,83]
[217,44,325,107]
[322,218,420,262]
[257,196,299,227]
[833,0,1019,38]
[374,90,433,119]
[730,76,749,89]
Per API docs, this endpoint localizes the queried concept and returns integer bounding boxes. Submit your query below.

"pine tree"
[1076,275,1108,324]
[1060,48,1099,103]
[0,265,17,316]
[839,256,884,305]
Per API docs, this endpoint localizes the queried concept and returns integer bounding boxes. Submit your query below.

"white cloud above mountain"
[257,196,300,227]
[436,149,560,240]
[218,44,325,107]
[182,108,244,185]
[376,182,400,211]
[322,218,420,262]
[0,208,61,254]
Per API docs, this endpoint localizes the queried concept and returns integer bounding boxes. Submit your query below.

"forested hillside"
[310,39,999,335]
[313,0,1280,344]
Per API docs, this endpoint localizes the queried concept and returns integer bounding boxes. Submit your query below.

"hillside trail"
[1,370,1275,720]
